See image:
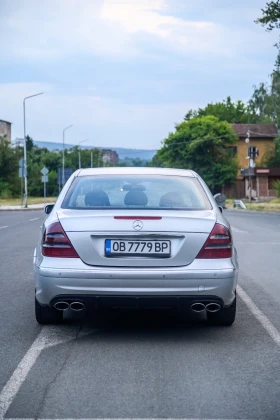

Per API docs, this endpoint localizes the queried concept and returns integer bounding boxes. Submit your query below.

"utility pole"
[245,131,259,202]
[23,92,44,208]
[245,129,252,203]
[90,150,93,168]
[62,125,73,185]
[245,131,252,202]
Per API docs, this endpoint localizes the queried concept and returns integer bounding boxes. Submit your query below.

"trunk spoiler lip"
[114,216,162,220]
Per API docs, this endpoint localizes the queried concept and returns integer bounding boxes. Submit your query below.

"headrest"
[85,190,110,207]
[124,190,148,206]
[159,192,185,207]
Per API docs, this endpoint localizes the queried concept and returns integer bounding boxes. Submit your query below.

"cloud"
[0,0,273,62]
[0,82,195,148]
[0,0,277,150]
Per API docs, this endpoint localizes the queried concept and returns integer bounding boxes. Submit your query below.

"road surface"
[0,209,279,420]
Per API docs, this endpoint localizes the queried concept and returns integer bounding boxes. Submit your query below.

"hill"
[32,140,157,161]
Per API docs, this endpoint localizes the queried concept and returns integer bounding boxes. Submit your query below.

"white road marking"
[236,242,280,245]
[0,326,94,419]
[0,226,8,229]
[231,226,248,234]
[0,289,278,420]
[29,218,39,222]
[237,285,280,347]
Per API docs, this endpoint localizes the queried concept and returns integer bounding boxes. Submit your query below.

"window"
[231,146,238,156]
[62,175,212,211]
[248,146,258,158]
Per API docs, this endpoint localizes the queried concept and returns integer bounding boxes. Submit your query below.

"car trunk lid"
[57,209,216,267]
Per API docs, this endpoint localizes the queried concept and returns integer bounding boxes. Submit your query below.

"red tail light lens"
[196,223,232,259]
[42,221,79,258]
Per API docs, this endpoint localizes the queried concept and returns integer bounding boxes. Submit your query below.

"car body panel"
[34,167,238,310]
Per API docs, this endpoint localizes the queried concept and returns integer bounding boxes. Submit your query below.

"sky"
[0,0,278,150]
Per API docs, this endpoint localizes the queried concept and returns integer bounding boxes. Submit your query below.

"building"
[223,123,279,198]
[0,120,12,142]
[102,149,119,165]
[231,123,278,169]
[241,167,280,198]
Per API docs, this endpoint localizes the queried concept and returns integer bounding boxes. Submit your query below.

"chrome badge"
[132,220,143,231]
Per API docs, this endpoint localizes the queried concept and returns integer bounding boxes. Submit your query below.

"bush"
[273,180,280,198]
[0,180,13,199]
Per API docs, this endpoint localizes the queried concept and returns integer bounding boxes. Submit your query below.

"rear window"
[61,175,212,211]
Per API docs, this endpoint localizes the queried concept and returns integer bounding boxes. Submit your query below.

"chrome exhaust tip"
[191,303,206,313]
[205,303,221,313]
[54,301,69,311]
[70,302,85,312]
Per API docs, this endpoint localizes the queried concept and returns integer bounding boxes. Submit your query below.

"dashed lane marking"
[0,226,8,229]
[29,218,39,222]
[0,326,94,419]
[237,285,280,347]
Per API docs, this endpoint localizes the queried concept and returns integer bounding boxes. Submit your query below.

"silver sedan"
[34,167,238,325]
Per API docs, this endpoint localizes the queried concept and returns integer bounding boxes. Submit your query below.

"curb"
[0,205,45,212]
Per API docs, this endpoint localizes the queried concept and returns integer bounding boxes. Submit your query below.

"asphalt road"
[0,209,280,420]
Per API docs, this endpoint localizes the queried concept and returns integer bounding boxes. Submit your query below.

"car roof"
[78,167,196,177]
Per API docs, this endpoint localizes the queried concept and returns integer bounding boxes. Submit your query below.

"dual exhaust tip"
[54,301,85,312]
[54,300,220,313]
[191,302,221,313]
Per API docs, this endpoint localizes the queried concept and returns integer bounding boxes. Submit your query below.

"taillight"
[42,221,79,258]
[196,223,232,259]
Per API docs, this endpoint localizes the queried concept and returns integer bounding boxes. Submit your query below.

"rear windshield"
[61,175,212,211]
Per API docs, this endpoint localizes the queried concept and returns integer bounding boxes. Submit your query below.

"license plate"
[105,239,171,257]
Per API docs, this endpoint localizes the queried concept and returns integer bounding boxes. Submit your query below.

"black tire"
[35,298,63,325]
[207,296,236,326]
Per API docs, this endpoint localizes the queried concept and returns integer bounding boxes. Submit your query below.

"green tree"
[184,97,262,124]
[261,134,280,166]
[152,116,239,192]
[26,135,34,152]
[0,137,21,197]
[248,67,280,125]
[256,1,280,32]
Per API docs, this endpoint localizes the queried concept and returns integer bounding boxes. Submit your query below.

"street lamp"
[78,139,88,169]
[62,125,73,185]
[23,92,44,208]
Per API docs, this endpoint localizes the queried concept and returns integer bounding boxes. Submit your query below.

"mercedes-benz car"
[34,167,238,326]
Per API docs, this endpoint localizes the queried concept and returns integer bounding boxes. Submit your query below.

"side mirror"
[218,206,223,214]
[45,204,54,215]
[214,193,226,210]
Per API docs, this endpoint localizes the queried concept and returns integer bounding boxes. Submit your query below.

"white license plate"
[105,239,171,257]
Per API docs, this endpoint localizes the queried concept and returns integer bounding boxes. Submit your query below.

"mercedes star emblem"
[132,220,143,231]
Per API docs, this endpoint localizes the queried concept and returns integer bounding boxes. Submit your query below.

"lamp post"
[78,139,88,169]
[23,92,44,208]
[62,125,73,185]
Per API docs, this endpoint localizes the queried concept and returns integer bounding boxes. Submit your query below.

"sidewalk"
[0,203,46,211]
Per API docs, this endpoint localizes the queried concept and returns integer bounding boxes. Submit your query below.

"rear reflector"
[42,221,79,258]
[196,223,232,259]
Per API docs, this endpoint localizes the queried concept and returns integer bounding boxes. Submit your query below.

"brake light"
[42,221,79,258]
[196,223,232,259]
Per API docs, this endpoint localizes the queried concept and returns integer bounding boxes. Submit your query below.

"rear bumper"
[50,294,226,310]
[34,257,238,307]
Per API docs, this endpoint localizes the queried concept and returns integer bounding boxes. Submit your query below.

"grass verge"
[226,198,280,212]
[0,197,57,206]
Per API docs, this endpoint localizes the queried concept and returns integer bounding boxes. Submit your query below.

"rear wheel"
[207,296,236,326]
[35,298,63,325]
